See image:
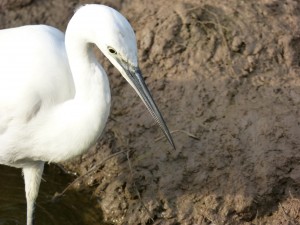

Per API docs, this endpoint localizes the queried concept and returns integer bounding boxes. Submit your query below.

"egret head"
[73,4,175,149]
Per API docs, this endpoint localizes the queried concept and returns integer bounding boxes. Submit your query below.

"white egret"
[0,4,175,225]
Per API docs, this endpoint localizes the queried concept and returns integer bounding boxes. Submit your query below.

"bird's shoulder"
[0,24,74,129]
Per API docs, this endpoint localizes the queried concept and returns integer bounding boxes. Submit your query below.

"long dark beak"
[122,64,176,150]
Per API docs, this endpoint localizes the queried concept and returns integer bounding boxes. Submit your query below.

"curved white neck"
[33,23,111,163]
[65,27,101,100]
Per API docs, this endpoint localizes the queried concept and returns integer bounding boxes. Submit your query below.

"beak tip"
[129,67,176,151]
[166,133,176,150]
[170,140,176,151]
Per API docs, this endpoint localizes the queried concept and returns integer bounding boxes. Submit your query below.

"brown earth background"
[1,0,300,224]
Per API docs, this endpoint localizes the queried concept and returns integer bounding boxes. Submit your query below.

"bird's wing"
[0,25,75,131]
[0,25,75,165]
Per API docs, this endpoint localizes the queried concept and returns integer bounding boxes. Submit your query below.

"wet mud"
[0,165,107,225]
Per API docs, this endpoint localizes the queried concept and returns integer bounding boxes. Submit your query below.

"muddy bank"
[1,0,300,224]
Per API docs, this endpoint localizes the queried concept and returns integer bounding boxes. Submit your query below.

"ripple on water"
[0,164,109,225]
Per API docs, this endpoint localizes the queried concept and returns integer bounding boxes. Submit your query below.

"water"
[0,164,109,225]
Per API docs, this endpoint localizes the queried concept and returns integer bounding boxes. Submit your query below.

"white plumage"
[0,4,174,225]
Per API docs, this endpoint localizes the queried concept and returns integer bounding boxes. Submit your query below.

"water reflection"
[0,164,109,225]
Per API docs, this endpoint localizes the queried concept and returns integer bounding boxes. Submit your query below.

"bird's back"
[0,25,75,165]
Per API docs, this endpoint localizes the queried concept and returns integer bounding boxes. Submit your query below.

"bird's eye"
[108,47,117,55]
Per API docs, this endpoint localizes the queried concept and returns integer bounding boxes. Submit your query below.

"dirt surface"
[2,0,300,224]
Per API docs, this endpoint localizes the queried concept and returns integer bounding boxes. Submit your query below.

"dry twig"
[52,149,129,201]
[280,203,297,225]
[126,151,154,222]
[201,7,237,78]
[155,129,200,142]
